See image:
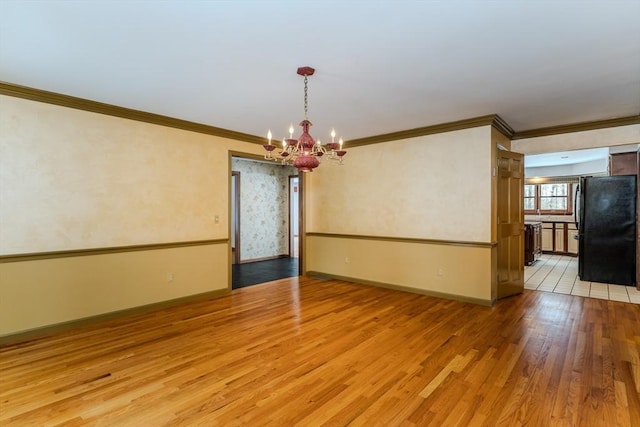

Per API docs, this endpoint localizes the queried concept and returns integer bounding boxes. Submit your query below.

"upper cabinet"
[610,152,639,176]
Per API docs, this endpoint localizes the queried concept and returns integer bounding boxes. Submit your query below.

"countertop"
[525,216,575,224]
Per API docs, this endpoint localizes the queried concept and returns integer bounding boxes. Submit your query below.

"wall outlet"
[437,268,444,276]
[214,215,220,224]
[167,273,174,282]
[345,257,350,264]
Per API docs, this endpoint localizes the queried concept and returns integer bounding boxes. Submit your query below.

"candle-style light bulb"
[339,137,344,149]
[267,130,272,144]
[331,129,336,143]
[289,124,294,138]
[282,138,286,149]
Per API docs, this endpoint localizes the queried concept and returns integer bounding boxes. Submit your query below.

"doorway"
[289,176,299,258]
[230,157,300,289]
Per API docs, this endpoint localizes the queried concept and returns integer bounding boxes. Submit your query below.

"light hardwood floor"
[1,276,639,426]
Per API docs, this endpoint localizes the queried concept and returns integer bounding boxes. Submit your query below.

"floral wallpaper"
[232,158,297,261]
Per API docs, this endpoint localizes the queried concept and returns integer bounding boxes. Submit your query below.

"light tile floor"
[525,254,640,304]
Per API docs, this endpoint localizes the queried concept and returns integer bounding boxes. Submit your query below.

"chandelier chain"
[303,75,309,120]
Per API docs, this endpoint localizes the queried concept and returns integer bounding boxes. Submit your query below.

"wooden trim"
[229,151,270,162]
[512,115,640,140]
[305,232,497,248]
[0,289,229,345]
[306,271,495,307]
[523,182,574,216]
[345,114,501,147]
[0,81,266,145]
[299,171,306,275]
[231,171,241,265]
[525,176,581,184]
[491,115,515,139]
[4,81,638,147]
[288,175,300,258]
[0,239,228,263]
[0,82,507,148]
[239,254,289,264]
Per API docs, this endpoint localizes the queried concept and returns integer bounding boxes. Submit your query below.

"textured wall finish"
[0,95,264,335]
[304,126,495,302]
[306,126,492,243]
[0,95,261,255]
[232,158,297,261]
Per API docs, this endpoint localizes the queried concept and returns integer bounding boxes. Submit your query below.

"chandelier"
[263,66,346,172]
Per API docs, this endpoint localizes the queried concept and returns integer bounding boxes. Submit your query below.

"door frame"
[231,171,241,265]
[288,175,299,258]
[228,152,304,286]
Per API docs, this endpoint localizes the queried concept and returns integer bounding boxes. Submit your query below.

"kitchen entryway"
[525,254,640,304]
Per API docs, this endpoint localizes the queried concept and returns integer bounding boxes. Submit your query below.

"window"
[524,182,572,214]
[524,184,537,211]
[540,183,568,211]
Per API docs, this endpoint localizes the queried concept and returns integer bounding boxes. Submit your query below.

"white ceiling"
[1,0,639,142]
[525,147,610,168]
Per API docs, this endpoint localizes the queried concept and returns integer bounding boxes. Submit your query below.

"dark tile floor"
[232,257,299,289]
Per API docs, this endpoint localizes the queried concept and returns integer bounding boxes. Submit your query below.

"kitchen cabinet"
[610,152,638,176]
[524,222,542,265]
[567,223,579,254]
[554,228,565,252]
[542,223,553,251]
[541,221,578,255]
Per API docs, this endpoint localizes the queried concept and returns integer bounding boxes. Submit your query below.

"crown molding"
[347,114,513,147]
[0,81,266,145]
[491,114,515,139]
[3,81,636,146]
[511,115,640,140]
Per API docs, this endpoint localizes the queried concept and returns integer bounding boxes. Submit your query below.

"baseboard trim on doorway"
[239,254,290,264]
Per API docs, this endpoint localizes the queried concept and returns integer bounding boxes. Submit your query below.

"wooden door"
[497,149,524,298]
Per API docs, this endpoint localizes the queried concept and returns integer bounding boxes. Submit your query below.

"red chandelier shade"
[262,67,347,172]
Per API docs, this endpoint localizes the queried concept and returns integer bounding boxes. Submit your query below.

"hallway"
[232,257,299,289]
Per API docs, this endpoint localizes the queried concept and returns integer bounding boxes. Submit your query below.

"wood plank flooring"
[1,276,639,426]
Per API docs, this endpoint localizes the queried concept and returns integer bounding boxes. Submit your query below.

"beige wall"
[307,126,493,242]
[3,92,636,336]
[0,243,227,336]
[0,95,263,254]
[306,236,493,303]
[304,126,496,303]
[0,95,263,336]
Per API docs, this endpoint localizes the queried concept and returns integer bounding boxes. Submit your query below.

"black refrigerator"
[577,175,637,285]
